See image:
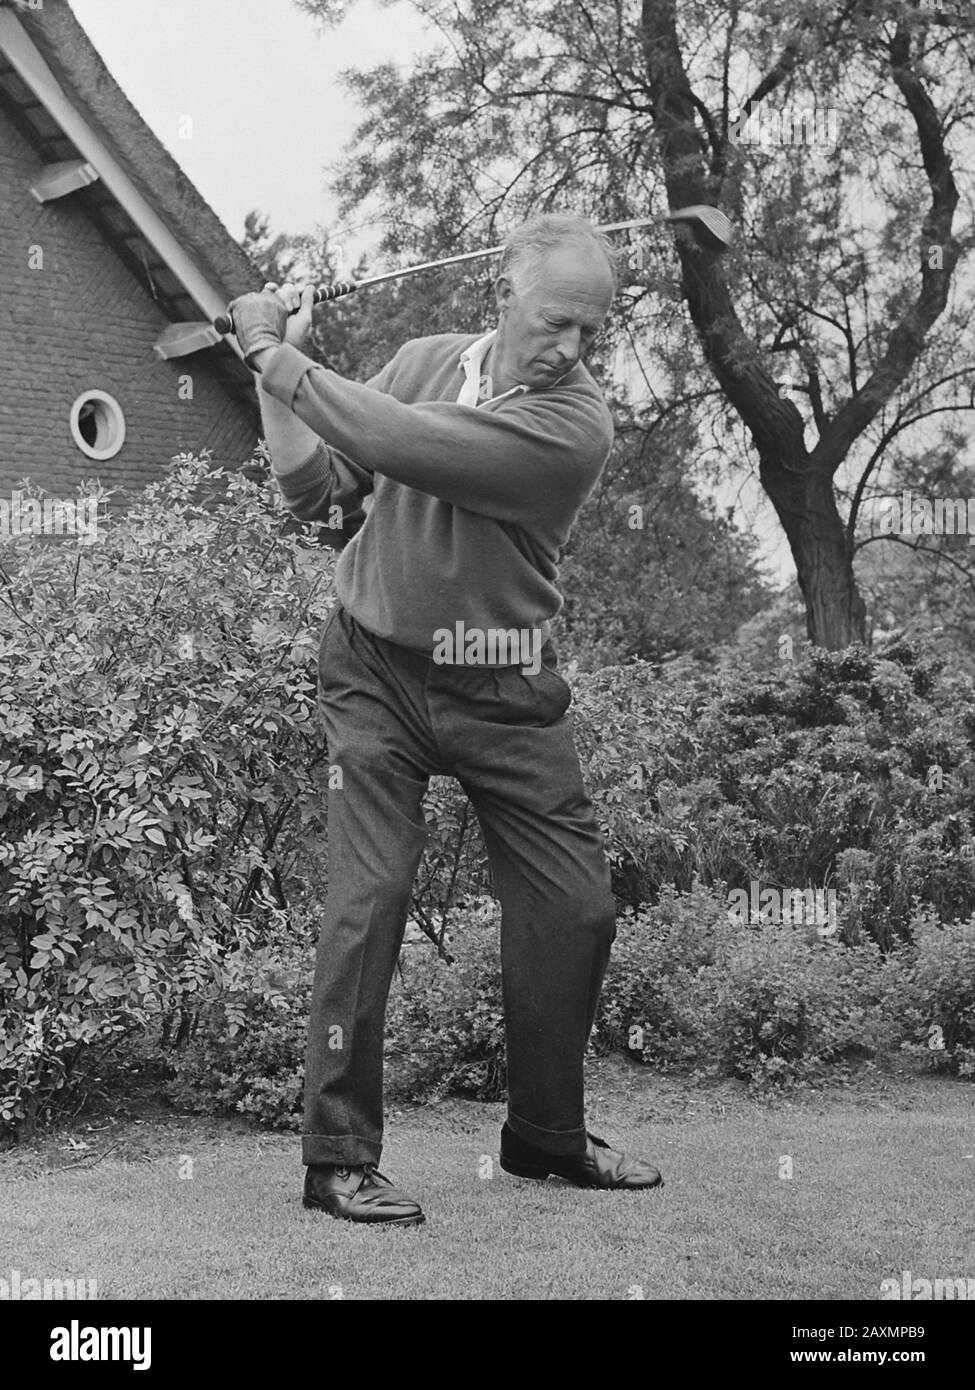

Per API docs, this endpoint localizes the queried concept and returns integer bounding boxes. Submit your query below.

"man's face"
[493,244,614,390]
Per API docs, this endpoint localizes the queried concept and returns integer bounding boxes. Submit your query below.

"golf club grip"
[213,280,359,336]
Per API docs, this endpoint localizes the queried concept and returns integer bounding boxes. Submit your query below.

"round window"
[69,390,125,460]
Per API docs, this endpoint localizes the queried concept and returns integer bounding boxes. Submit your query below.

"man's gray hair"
[499,213,619,294]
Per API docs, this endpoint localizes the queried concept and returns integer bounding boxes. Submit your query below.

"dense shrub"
[569,662,752,905]
[595,882,729,1066]
[165,937,315,1129]
[692,642,975,945]
[407,640,975,945]
[159,887,975,1124]
[710,922,887,1086]
[0,456,333,1135]
[166,901,506,1126]
[386,898,507,1101]
[885,911,975,1077]
[5,455,975,1132]
[595,885,889,1087]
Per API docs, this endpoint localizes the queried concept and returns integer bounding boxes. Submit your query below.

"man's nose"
[555,326,582,364]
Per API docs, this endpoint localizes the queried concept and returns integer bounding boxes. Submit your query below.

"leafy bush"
[694,642,975,945]
[163,887,974,1125]
[385,899,507,1101]
[885,912,975,1077]
[165,938,315,1129]
[594,885,889,1087]
[166,900,507,1123]
[409,641,975,943]
[5,454,974,1134]
[569,662,753,906]
[711,922,887,1086]
[594,883,729,1066]
[580,641,975,940]
[0,455,333,1136]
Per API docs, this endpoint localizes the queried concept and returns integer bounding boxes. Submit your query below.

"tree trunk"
[639,0,959,649]
[760,448,867,648]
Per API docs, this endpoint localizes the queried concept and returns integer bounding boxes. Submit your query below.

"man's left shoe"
[499,1123,663,1190]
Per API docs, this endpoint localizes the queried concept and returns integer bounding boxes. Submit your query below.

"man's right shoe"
[499,1123,663,1190]
[302,1162,426,1226]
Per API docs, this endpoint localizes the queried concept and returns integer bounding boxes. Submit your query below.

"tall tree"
[294,0,975,650]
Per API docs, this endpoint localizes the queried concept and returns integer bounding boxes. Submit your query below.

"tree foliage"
[295,0,975,651]
[556,418,771,666]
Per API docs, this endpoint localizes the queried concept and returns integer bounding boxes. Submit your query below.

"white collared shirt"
[457,330,529,408]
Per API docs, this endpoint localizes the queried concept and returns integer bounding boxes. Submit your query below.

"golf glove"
[227,291,289,371]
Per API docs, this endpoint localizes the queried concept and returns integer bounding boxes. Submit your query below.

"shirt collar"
[457,329,529,407]
[459,329,497,372]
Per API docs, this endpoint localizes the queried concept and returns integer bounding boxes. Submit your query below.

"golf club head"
[667,205,733,251]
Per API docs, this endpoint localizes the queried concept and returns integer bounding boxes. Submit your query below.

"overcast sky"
[71,0,429,246]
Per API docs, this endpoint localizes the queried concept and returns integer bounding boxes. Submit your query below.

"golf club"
[212,205,732,337]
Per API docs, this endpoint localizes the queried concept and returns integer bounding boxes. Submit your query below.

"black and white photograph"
[0,0,973,1344]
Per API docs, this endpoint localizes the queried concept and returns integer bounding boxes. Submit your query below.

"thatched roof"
[0,0,259,344]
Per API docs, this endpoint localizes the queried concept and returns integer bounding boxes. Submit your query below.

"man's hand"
[274,282,315,350]
[244,282,315,374]
[226,289,288,370]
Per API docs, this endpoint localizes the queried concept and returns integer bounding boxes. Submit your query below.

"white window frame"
[69,389,126,461]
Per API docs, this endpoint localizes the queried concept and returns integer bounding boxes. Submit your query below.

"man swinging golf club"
[230,211,665,1227]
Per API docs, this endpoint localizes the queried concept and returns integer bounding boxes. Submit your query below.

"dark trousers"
[302,604,617,1166]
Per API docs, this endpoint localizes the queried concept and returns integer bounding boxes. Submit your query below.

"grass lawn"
[1,1059,973,1300]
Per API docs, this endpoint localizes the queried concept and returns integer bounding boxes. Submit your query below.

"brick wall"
[0,107,259,501]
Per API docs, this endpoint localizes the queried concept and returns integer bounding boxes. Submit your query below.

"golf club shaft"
[328,217,690,290]
[213,208,729,336]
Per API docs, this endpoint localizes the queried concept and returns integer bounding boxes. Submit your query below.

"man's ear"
[494,274,515,315]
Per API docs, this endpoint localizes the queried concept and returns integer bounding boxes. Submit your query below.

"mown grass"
[1,1061,972,1300]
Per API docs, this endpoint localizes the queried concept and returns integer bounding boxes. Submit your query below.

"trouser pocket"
[439,642,572,728]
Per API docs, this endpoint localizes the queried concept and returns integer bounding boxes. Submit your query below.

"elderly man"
[231,212,662,1227]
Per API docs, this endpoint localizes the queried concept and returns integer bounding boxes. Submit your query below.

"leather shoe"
[303,1163,425,1226]
[499,1123,663,1190]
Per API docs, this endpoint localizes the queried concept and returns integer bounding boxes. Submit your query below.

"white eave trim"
[0,10,245,361]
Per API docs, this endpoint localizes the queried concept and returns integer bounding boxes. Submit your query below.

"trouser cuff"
[506,1110,587,1156]
[302,1133,382,1167]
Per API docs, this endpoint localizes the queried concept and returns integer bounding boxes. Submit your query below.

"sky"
[70,0,430,246]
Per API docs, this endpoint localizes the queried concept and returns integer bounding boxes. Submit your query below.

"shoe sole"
[499,1157,557,1181]
[499,1157,663,1189]
[302,1196,426,1226]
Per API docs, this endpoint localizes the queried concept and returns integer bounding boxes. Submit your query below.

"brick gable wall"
[0,105,258,501]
